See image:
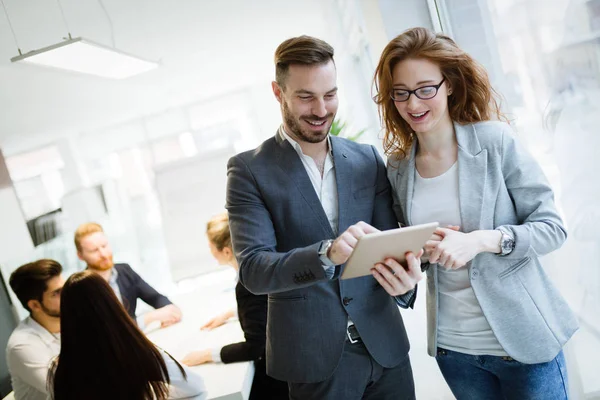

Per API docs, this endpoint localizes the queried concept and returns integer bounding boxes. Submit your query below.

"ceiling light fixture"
[1,0,158,79]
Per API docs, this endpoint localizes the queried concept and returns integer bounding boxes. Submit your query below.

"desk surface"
[147,283,254,400]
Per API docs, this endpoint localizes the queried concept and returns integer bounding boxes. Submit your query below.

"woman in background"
[48,271,207,400]
[372,27,577,399]
[181,213,288,400]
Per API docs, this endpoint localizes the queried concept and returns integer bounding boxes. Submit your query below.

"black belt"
[347,324,361,344]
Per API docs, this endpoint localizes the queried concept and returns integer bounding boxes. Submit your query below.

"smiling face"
[273,60,338,144]
[392,58,453,137]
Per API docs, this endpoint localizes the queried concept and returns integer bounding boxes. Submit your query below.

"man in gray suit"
[226,36,422,399]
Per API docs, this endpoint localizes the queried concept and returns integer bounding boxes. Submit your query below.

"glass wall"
[439,0,600,396]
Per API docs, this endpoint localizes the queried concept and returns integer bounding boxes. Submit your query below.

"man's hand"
[145,304,182,328]
[328,221,380,265]
[201,309,235,331]
[372,250,424,296]
[181,349,213,366]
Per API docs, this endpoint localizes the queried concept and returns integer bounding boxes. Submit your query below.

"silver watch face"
[501,235,515,254]
[319,239,332,256]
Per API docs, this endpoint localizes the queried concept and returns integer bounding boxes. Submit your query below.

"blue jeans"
[435,348,569,400]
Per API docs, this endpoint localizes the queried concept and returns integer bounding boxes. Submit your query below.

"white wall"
[0,0,328,152]
[0,150,34,267]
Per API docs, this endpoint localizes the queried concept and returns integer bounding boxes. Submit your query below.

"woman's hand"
[424,225,460,259]
[428,227,482,269]
[181,349,213,366]
[200,309,235,331]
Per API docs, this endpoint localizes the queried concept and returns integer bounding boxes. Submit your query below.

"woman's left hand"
[428,228,482,269]
[424,225,460,258]
[181,349,213,366]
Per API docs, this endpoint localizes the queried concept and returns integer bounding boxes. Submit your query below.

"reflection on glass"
[445,0,600,396]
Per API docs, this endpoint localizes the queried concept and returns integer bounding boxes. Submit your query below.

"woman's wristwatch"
[496,228,515,256]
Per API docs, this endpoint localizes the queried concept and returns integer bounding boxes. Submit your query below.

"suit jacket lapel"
[397,144,418,226]
[274,131,335,237]
[455,123,487,233]
[331,136,352,233]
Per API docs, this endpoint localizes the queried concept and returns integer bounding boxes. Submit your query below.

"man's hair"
[9,259,63,312]
[74,222,104,252]
[275,35,335,89]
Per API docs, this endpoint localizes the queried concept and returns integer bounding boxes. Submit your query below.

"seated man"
[74,222,181,329]
[7,259,64,400]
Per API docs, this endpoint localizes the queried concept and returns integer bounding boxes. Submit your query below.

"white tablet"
[340,222,439,280]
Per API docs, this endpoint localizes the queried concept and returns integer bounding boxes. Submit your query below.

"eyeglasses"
[390,78,446,102]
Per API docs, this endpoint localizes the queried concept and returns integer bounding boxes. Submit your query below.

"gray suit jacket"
[387,121,579,364]
[226,131,411,383]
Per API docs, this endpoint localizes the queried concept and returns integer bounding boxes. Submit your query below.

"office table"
[147,285,254,400]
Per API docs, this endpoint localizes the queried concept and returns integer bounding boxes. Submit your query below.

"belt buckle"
[346,324,360,344]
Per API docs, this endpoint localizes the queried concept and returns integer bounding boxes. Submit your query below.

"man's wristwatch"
[496,228,515,256]
[318,239,336,267]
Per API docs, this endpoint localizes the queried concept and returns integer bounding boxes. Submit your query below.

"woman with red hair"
[373,27,577,399]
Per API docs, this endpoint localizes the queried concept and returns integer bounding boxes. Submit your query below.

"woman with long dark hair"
[372,27,577,399]
[48,271,207,400]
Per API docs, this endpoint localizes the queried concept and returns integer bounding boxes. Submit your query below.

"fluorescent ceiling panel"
[11,37,158,79]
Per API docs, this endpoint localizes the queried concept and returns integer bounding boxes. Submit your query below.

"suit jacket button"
[343,297,353,306]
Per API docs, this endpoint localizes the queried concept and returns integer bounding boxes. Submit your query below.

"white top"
[412,162,507,356]
[163,351,208,399]
[6,317,61,400]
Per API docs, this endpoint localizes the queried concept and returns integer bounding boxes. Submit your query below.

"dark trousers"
[250,357,289,400]
[288,340,415,400]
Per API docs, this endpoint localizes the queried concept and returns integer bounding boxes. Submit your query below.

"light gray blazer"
[387,121,579,364]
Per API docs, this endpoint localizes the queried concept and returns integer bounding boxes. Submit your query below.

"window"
[439,0,600,396]
[6,146,65,220]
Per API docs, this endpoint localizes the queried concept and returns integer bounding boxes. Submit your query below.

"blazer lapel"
[455,123,487,233]
[396,144,418,226]
[331,136,352,233]
[274,131,335,237]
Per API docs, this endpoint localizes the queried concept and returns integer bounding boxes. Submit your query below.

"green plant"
[329,119,366,142]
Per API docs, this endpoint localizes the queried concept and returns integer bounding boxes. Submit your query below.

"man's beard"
[282,99,334,144]
[88,256,114,271]
[41,302,60,318]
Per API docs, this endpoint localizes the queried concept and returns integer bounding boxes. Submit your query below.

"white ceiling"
[0,0,335,155]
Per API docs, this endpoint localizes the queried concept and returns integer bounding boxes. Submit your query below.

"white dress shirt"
[280,126,339,236]
[107,267,146,329]
[280,126,359,333]
[6,316,60,400]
